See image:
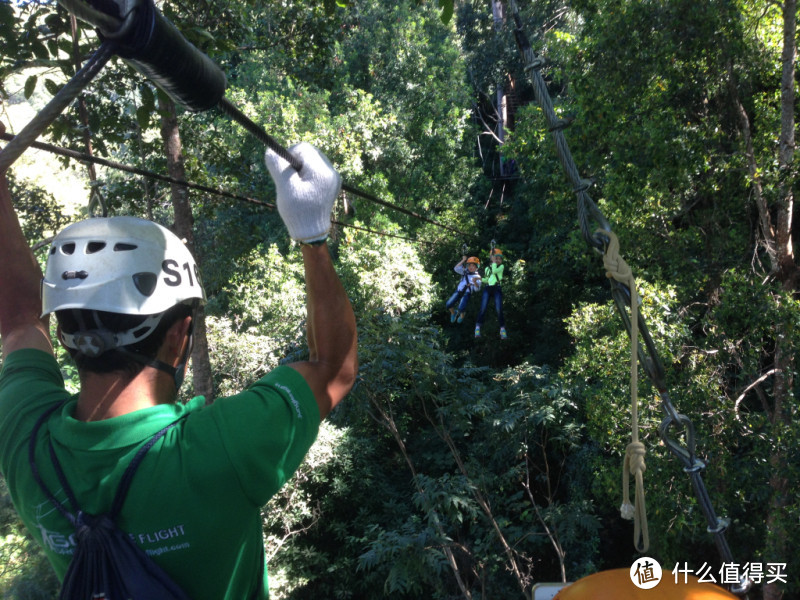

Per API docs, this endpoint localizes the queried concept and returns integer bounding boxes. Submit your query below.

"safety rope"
[602,231,648,553]
[216,97,303,171]
[506,1,750,594]
[70,12,107,217]
[506,3,609,249]
[331,220,435,246]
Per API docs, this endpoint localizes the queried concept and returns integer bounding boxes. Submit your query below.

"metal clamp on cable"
[523,56,546,72]
[658,412,700,468]
[707,517,729,535]
[730,576,753,596]
[548,116,574,132]
[683,457,707,474]
[573,177,594,193]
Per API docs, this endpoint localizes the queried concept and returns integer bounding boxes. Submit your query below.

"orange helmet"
[491,248,503,256]
[466,256,481,266]
[553,568,739,600]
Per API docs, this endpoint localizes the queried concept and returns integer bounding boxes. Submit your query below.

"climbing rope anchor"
[604,237,750,595]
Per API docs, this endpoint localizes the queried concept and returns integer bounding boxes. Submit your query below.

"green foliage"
[261,422,351,598]
[260,295,603,597]
[212,243,306,336]
[2,0,799,598]
[6,174,68,242]
[357,517,453,596]
[203,315,286,398]
[0,478,59,599]
[337,230,435,317]
[326,0,480,232]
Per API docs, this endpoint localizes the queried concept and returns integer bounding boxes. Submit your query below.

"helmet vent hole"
[132,272,158,297]
[87,242,106,254]
[132,326,150,339]
[61,243,76,255]
[114,243,138,252]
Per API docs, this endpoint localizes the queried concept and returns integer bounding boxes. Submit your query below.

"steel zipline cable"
[0,132,435,247]
[0,0,473,242]
[0,132,276,208]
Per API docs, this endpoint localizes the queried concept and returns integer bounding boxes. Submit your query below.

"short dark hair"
[56,303,194,377]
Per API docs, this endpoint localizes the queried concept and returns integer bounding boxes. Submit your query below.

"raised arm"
[0,123,52,358]
[293,243,357,418]
[264,143,357,419]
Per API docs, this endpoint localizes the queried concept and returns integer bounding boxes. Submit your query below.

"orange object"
[554,569,739,599]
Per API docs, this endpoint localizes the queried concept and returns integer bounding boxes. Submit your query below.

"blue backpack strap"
[29,402,182,522]
[109,419,181,518]
[29,402,75,525]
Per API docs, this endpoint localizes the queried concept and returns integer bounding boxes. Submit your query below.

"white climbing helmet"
[42,216,207,318]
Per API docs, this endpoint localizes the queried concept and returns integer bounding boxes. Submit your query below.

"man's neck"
[75,368,175,422]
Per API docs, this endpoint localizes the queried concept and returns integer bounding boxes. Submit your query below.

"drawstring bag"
[28,403,191,600]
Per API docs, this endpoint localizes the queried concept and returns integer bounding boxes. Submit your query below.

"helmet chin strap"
[117,319,195,391]
[174,322,195,390]
[62,310,195,392]
[116,348,182,388]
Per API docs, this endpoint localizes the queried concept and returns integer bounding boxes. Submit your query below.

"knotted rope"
[602,230,649,553]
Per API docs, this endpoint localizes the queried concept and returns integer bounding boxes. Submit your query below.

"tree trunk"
[763,1,796,598]
[776,0,797,288]
[157,94,215,401]
[726,59,775,270]
[368,394,474,599]
[191,304,214,402]
[726,2,796,597]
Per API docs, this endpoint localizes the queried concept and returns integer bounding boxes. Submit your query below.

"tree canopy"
[0,0,797,599]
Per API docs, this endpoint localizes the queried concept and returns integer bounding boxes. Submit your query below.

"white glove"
[264,142,342,243]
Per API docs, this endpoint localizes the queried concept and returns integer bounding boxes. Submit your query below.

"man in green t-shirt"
[0,120,357,599]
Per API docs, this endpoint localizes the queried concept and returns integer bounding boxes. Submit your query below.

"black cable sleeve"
[97,0,227,112]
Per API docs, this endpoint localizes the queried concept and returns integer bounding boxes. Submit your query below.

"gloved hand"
[264,142,342,243]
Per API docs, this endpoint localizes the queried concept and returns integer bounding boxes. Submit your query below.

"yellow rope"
[601,230,649,553]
